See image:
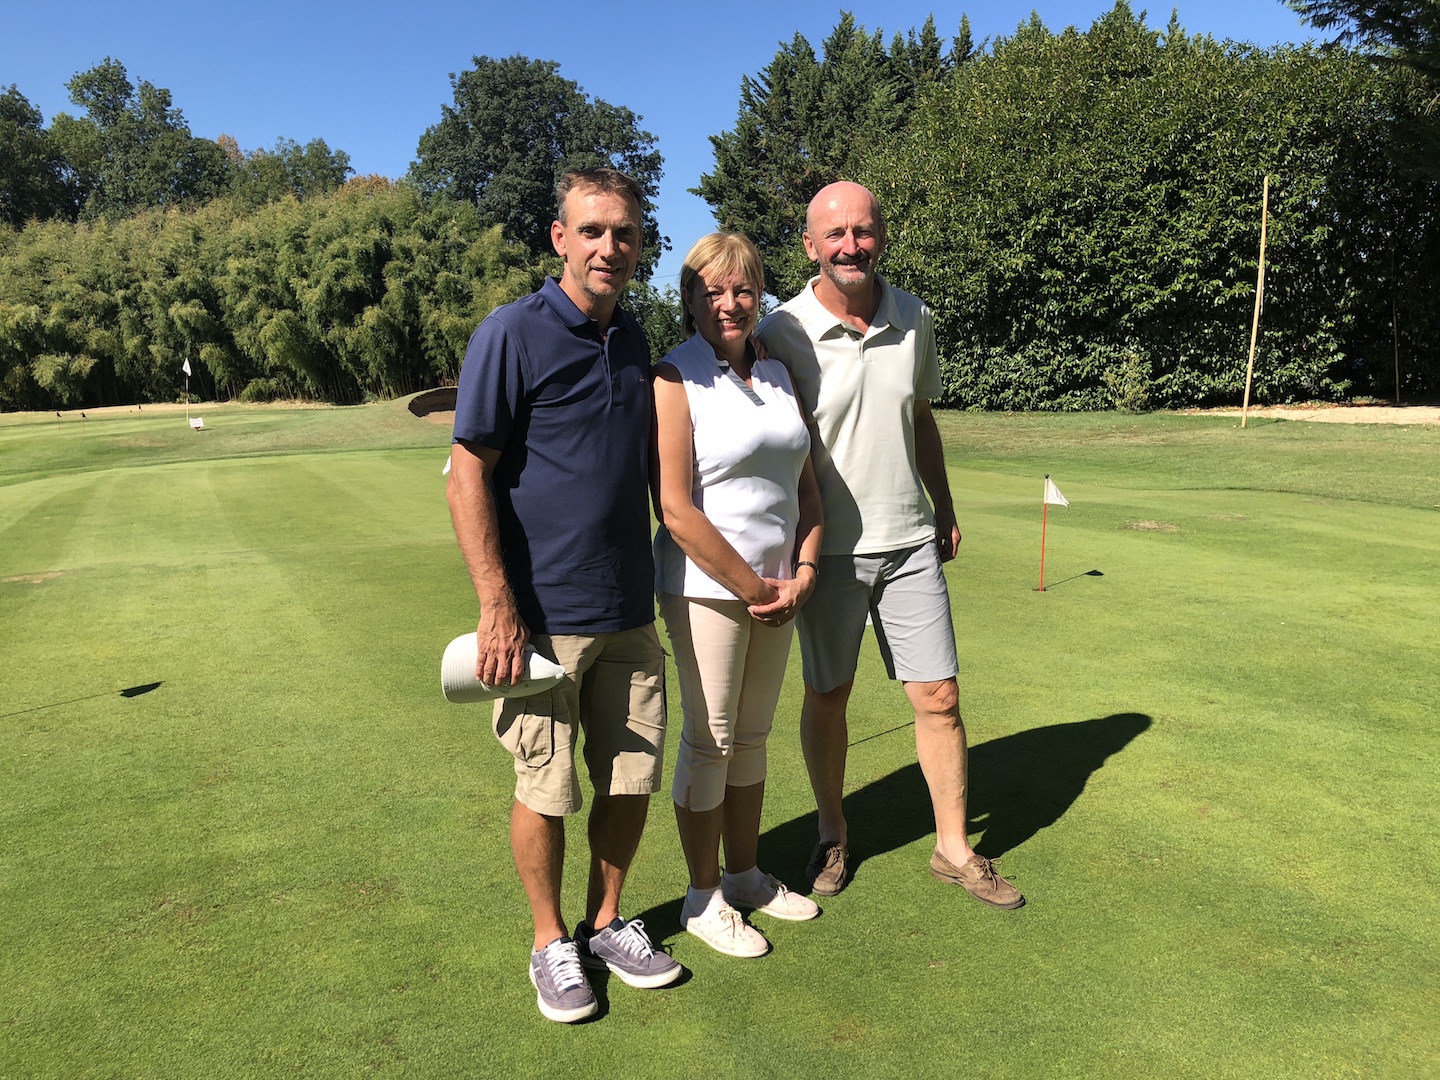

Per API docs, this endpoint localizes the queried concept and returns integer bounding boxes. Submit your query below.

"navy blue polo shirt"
[452,277,654,635]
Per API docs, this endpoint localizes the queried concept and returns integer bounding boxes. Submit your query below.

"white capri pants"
[660,594,796,813]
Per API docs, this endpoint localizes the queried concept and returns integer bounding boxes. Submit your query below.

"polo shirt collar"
[794,274,898,338]
[538,276,591,330]
[538,275,635,341]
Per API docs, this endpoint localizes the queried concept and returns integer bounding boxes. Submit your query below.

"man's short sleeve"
[453,315,524,449]
[915,303,942,402]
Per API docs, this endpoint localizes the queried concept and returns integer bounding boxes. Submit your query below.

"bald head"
[806,181,885,237]
[803,181,887,310]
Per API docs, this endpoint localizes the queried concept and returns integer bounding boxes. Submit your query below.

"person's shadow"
[760,711,1153,889]
[632,712,1150,936]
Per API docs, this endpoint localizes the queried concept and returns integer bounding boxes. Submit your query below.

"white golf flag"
[182,358,192,377]
[1044,476,1068,506]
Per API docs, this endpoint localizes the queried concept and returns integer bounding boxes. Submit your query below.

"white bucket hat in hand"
[440,633,566,702]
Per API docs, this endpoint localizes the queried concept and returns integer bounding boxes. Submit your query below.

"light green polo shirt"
[758,275,942,556]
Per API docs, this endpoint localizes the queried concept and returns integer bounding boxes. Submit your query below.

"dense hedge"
[864,8,1439,408]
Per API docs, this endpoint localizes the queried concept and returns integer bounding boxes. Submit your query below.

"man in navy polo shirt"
[448,167,679,1023]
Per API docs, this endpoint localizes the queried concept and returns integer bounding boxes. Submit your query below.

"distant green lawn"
[2,402,1436,1077]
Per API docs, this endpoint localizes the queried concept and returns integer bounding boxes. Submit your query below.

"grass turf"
[1,402,1437,1077]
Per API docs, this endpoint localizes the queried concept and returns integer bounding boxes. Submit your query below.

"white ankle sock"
[687,885,723,915]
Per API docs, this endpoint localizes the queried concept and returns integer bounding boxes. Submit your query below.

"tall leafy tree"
[224,136,353,208]
[46,58,230,219]
[408,55,665,276]
[695,13,964,299]
[0,86,66,225]
[1288,0,1440,173]
[1288,1,1440,77]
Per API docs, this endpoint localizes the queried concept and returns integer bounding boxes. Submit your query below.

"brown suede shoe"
[930,851,1025,909]
[806,841,850,896]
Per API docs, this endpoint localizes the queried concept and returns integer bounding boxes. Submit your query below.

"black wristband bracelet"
[796,560,819,576]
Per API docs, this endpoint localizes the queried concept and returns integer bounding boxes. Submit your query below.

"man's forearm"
[447,442,516,610]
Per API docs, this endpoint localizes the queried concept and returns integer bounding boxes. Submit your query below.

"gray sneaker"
[575,917,682,989]
[528,937,598,1023]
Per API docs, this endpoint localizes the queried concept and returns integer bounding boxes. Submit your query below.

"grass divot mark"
[1124,520,1179,532]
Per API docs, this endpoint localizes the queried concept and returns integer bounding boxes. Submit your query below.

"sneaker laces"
[715,904,746,937]
[609,918,656,960]
[542,941,588,992]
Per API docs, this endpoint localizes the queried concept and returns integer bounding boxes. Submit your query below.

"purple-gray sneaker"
[529,937,598,1023]
[575,917,682,989]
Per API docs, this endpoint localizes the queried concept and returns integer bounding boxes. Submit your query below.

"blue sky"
[4,1,1319,286]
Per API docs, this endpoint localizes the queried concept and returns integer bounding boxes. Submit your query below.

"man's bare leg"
[801,680,853,844]
[512,800,567,950]
[584,791,650,928]
[904,677,975,865]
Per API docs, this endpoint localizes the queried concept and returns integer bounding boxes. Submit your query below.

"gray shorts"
[797,542,959,692]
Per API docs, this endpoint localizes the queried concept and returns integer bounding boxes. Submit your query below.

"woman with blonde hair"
[652,232,824,957]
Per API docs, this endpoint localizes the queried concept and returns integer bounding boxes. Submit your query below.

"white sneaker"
[722,870,820,922]
[680,894,769,958]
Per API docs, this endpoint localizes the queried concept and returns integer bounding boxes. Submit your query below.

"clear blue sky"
[4,1,1318,287]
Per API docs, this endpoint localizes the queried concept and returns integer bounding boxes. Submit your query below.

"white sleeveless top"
[654,333,811,600]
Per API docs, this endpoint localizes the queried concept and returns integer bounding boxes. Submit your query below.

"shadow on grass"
[0,680,162,720]
[758,711,1153,891]
[632,712,1150,937]
[1041,568,1105,591]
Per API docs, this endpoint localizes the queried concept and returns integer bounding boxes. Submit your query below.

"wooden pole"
[1393,295,1401,406]
[1241,175,1270,429]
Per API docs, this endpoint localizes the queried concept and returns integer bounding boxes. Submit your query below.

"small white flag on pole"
[1038,474,1069,591]
[182,358,192,377]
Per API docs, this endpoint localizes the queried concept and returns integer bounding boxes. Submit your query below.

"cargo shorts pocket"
[493,692,556,770]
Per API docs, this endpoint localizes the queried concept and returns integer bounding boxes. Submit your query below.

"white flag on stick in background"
[182,358,192,377]
[1044,476,1069,506]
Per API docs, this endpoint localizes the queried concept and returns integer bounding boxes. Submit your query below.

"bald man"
[756,181,1023,909]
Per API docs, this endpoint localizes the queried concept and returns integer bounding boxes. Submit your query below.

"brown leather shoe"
[806,841,850,896]
[930,851,1025,909]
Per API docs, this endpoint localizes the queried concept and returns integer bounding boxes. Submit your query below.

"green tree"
[625,280,684,360]
[409,55,665,276]
[47,58,231,219]
[225,136,353,208]
[864,2,1439,406]
[1288,0,1440,173]
[0,86,66,225]
[695,13,965,299]
[1288,1,1440,77]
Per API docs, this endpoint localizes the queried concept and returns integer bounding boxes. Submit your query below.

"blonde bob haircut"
[679,232,765,338]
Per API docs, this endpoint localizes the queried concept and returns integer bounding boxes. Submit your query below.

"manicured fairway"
[2,402,1436,1077]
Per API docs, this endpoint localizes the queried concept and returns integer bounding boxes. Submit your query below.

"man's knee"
[805,679,854,724]
[906,677,959,719]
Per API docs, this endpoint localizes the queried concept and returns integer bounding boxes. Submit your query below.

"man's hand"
[935,507,962,563]
[475,595,530,688]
